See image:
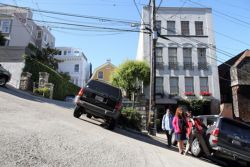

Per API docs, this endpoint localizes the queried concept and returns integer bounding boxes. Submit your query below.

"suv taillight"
[212,128,220,137]
[78,88,85,96]
[115,102,122,111]
[211,128,220,144]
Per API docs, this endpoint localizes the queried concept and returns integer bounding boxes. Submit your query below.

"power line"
[28,18,149,33]
[186,0,250,28]
[0,3,140,25]
[133,0,145,25]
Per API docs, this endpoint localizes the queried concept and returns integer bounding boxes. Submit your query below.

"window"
[68,50,71,54]
[195,21,203,36]
[98,71,103,79]
[156,47,163,65]
[185,77,194,93]
[170,77,179,95]
[167,21,175,35]
[197,48,207,69]
[63,50,67,55]
[58,51,62,55]
[200,77,209,92]
[37,30,42,39]
[155,77,164,95]
[168,48,178,69]
[183,48,193,69]
[156,20,161,34]
[74,64,79,72]
[181,21,189,35]
[1,20,11,33]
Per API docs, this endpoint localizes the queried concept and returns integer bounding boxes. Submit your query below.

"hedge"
[118,108,142,131]
[23,56,80,100]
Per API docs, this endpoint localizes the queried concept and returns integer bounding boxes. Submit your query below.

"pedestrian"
[172,107,188,154]
[184,110,194,155]
[161,108,174,147]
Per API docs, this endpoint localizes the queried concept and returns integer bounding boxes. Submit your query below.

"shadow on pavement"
[0,85,75,109]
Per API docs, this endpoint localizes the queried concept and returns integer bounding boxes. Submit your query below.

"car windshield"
[87,80,121,99]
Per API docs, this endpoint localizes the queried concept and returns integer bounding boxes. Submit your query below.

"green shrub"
[23,56,80,100]
[34,87,50,98]
[118,108,142,131]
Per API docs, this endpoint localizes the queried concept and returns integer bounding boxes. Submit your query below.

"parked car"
[208,117,250,165]
[74,79,122,130]
[190,115,250,166]
[0,64,11,87]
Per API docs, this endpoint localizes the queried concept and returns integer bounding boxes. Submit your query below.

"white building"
[0,6,55,88]
[137,7,220,114]
[54,47,90,87]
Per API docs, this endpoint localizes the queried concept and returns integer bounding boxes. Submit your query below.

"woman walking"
[172,107,188,154]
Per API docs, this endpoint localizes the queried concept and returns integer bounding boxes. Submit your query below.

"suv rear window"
[86,80,121,98]
[221,119,250,140]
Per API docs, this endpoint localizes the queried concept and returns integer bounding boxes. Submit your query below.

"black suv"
[74,80,122,130]
[0,64,11,87]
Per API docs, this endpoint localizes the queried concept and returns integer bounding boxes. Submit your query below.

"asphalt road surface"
[0,86,221,167]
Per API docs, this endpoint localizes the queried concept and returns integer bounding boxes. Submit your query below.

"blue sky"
[2,0,250,69]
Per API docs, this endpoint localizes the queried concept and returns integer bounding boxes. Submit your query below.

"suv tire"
[191,138,202,157]
[73,106,83,118]
[0,77,7,87]
[86,113,92,119]
[106,119,116,130]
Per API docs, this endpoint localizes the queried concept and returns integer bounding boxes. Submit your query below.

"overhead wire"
[186,0,250,28]
[0,3,140,26]
[28,18,150,34]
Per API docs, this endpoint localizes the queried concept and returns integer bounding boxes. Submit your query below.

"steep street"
[0,86,220,167]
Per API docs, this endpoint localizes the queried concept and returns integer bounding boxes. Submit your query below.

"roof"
[218,49,248,78]
[232,50,250,68]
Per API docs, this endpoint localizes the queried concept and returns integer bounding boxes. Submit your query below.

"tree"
[0,32,6,46]
[27,43,61,70]
[111,60,150,101]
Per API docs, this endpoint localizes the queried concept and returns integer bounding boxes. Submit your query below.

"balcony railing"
[184,62,194,70]
[168,61,179,69]
[155,86,164,97]
[156,57,164,68]
[198,62,208,70]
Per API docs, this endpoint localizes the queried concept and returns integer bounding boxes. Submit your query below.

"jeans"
[165,129,173,146]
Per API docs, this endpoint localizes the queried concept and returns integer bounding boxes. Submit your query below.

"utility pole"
[149,0,157,136]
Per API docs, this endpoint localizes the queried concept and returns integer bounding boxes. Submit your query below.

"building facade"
[0,6,55,89]
[0,6,55,48]
[91,59,116,83]
[54,47,90,87]
[137,7,220,114]
[219,50,250,122]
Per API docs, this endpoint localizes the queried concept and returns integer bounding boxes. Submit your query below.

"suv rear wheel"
[86,113,92,119]
[73,106,84,118]
[191,138,202,157]
[0,77,7,87]
[106,119,116,130]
